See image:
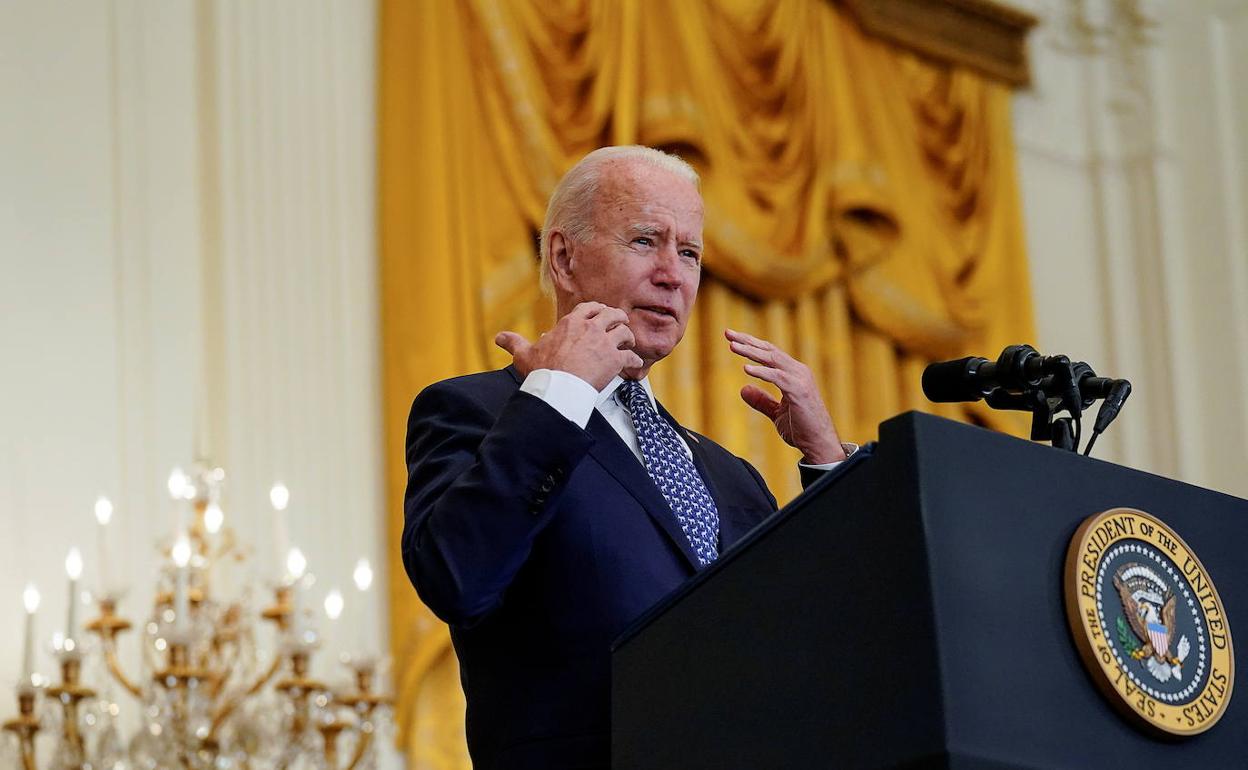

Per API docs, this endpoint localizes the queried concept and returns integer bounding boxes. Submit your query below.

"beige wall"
[1012,0,1248,497]
[0,1,397,765]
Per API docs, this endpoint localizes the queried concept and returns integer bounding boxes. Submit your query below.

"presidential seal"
[1064,508,1234,737]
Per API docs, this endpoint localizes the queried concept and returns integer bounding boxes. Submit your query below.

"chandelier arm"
[103,643,144,699]
[206,640,241,699]
[208,652,283,738]
[344,727,374,770]
[86,598,142,699]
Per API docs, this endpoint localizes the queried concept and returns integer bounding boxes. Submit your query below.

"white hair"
[538,145,699,296]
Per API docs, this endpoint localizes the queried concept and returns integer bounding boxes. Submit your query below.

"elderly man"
[402,146,854,769]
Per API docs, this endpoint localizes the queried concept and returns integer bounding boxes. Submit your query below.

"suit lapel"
[585,410,702,572]
[506,365,705,571]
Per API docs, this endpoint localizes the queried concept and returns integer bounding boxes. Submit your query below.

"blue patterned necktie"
[617,380,720,566]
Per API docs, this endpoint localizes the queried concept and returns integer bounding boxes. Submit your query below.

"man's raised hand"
[725,328,846,464]
[495,302,643,391]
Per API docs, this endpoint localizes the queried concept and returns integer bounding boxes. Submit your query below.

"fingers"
[743,363,787,388]
[574,301,607,317]
[725,327,772,350]
[609,317,642,370]
[494,330,531,356]
[725,328,794,368]
[593,306,630,330]
[740,384,782,420]
[728,338,778,367]
[727,328,816,401]
[569,302,629,331]
[741,386,781,418]
[608,323,636,350]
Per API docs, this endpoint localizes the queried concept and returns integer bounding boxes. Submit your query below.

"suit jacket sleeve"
[401,381,595,627]
[740,456,779,513]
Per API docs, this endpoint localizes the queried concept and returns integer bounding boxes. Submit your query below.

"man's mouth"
[635,305,677,321]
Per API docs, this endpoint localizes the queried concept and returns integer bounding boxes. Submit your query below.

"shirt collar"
[597,375,656,411]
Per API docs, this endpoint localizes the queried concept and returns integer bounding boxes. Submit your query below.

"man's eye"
[633,237,653,247]
[681,250,701,263]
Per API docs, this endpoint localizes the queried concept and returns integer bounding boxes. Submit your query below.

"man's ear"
[548,230,577,293]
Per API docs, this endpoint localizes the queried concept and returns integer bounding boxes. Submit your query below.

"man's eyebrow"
[623,223,701,250]
[624,223,663,237]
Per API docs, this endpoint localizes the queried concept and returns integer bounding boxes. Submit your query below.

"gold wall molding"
[840,0,1037,86]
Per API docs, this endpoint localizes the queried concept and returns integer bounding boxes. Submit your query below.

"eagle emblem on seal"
[1112,563,1191,683]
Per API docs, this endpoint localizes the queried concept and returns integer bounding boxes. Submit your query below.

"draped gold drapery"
[380,0,1035,765]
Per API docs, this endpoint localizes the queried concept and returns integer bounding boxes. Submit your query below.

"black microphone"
[1059,361,1130,429]
[1082,379,1132,456]
[921,345,1048,403]
[921,357,992,402]
[1093,379,1132,434]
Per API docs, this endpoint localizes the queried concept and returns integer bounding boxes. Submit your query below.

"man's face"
[554,160,704,369]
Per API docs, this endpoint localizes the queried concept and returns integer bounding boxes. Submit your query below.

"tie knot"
[616,379,649,414]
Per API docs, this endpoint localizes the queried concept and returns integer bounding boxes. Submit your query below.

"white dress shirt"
[519,369,855,470]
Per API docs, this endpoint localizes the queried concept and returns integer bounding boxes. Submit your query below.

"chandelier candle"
[270,482,291,581]
[352,557,374,658]
[64,548,83,648]
[20,584,39,687]
[94,496,114,597]
[171,534,192,638]
[285,547,307,641]
[323,588,344,666]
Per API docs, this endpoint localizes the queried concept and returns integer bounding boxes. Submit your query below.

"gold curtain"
[380,0,1035,765]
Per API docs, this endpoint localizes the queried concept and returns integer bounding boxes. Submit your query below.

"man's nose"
[650,245,683,289]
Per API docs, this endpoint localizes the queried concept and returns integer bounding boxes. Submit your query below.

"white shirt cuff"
[798,442,860,472]
[519,369,599,429]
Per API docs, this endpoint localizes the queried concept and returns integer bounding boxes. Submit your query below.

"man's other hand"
[725,328,846,464]
[496,302,644,391]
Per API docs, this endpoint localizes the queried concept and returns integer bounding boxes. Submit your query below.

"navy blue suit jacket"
[402,367,779,769]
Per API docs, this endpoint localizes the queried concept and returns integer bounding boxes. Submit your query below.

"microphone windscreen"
[921,357,985,403]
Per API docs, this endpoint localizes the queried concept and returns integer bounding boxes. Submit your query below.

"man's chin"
[632,337,680,367]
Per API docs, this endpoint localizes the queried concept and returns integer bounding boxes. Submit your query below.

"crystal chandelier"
[3,461,392,769]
